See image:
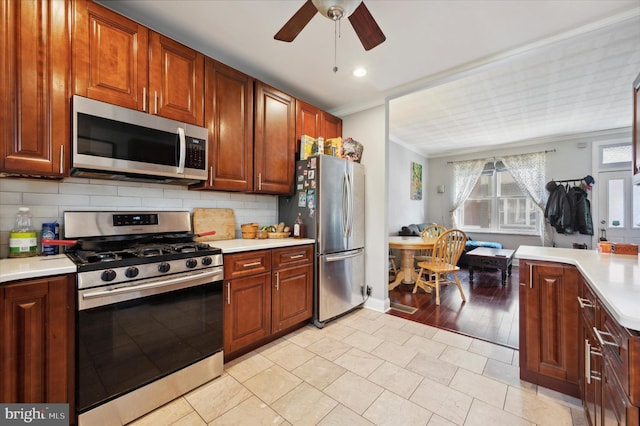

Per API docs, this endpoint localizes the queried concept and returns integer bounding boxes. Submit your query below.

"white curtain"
[501,152,549,246]
[451,159,486,227]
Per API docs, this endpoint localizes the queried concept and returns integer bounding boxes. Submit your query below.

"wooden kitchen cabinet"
[295,99,343,153]
[519,260,580,397]
[223,245,313,360]
[0,275,75,414]
[197,58,254,191]
[73,0,204,125]
[254,81,296,194]
[1,0,70,176]
[272,245,313,333]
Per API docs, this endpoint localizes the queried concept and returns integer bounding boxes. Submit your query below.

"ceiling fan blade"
[274,0,318,42]
[348,2,386,51]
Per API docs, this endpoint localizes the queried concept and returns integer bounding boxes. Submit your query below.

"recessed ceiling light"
[353,67,367,78]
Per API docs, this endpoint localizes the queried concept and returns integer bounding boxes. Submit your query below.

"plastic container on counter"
[9,207,37,258]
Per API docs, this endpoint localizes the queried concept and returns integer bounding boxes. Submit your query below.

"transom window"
[457,161,541,234]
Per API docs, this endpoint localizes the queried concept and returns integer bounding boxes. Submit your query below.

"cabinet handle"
[59,145,64,174]
[585,339,591,384]
[593,326,618,347]
[210,166,213,186]
[226,282,230,305]
[289,254,304,260]
[258,173,262,191]
[154,91,158,114]
[577,297,594,309]
[275,271,279,291]
[242,261,262,268]
[143,87,146,112]
[529,264,533,289]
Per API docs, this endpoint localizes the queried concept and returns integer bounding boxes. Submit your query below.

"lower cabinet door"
[602,361,638,426]
[272,264,313,333]
[224,274,271,355]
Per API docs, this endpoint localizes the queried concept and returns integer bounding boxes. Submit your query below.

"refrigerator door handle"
[325,248,364,262]
[347,172,354,237]
[342,172,349,237]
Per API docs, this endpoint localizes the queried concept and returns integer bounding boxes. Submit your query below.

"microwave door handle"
[177,127,186,174]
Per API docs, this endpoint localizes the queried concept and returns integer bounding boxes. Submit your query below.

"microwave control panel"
[185,137,206,170]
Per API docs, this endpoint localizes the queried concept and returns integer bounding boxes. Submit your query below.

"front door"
[597,169,640,244]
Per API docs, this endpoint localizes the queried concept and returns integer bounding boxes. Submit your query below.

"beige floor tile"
[406,352,458,385]
[432,329,472,350]
[375,313,411,330]
[285,325,326,348]
[306,337,353,361]
[571,406,588,426]
[168,411,206,426]
[482,359,536,391]
[426,414,457,426]
[401,320,439,339]
[243,365,302,405]
[439,345,487,374]
[321,322,357,340]
[341,330,384,353]
[185,375,252,422]
[264,341,315,371]
[468,339,515,364]
[224,352,274,383]
[367,361,423,399]
[334,347,384,377]
[318,404,375,426]
[209,396,285,426]
[254,337,291,357]
[537,386,582,409]
[292,356,347,390]
[324,371,384,415]
[345,315,385,335]
[271,382,338,425]
[129,397,194,426]
[449,368,508,409]
[410,377,473,425]
[371,340,419,367]
[504,386,574,426]
[373,325,414,345]
[363,390,432,425]
[403,335,447,359]
[464,399,534,426]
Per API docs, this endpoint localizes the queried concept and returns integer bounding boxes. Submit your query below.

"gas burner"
[137,246,170,257]
[170,242,209,253]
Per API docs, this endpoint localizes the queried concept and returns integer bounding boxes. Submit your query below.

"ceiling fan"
[274,0,386,51]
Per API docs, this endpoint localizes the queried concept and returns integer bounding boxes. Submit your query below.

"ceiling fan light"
[353,67,367,77]
[312,0,361,21]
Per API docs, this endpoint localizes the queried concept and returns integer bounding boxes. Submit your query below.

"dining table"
[388,235,436,290]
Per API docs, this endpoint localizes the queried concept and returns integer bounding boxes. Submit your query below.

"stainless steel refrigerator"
[279,155,366,327]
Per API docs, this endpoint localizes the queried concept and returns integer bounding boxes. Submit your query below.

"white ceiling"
[98,0,640,157]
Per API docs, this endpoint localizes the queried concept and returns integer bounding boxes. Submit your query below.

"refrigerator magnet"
[308,170,315,179]
[307,190,315,209]
[298,192,307,207]
[310,157,317,168]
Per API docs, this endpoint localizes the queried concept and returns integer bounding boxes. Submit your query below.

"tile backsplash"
[0,177,278,258]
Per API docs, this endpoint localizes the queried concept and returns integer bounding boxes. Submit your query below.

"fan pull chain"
[333,20,339,73]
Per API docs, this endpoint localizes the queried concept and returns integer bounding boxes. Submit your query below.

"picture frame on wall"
[411,162,422,200]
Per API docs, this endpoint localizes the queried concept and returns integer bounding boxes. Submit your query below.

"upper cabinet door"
[296,100,321,141]
[73,0,148,111]
[321,111,343,139]
[148,32,204,126]
[200,58,254,191]
[1,0,70,176]
[254,82,296,195]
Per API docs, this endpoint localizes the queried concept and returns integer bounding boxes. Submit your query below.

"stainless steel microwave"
[72,95,208,185]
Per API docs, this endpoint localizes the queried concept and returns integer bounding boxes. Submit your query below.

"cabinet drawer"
[272,245,313,269]
[224,250,271,279]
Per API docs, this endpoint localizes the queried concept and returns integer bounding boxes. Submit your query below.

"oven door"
[76,268,223,416]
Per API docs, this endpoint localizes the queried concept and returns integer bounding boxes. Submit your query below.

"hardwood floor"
[387,265,519,349]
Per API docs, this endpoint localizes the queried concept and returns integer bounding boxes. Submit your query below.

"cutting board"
[193,208,235,241]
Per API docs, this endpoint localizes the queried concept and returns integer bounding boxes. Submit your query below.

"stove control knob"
[101,269,117,282]
[125,266,139,278]
[158,262,171,273]
[186,259,198,269]
[201,256,212,266]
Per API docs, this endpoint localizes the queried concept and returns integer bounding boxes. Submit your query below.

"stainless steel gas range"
[60,211,224,425]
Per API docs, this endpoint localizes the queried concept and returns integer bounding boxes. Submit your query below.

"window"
[457,161,541,234]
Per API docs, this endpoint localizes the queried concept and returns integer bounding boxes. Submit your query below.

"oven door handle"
[79,268,223,310]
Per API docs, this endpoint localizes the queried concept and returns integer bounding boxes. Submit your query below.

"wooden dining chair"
[413,229,467,305]
[388,249,398,282]
[414,224,447,267]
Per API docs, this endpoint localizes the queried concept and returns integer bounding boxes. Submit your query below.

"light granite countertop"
[0,254,77,284]
[516,245,640,331]
[0,239,316,284]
